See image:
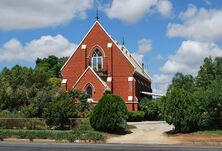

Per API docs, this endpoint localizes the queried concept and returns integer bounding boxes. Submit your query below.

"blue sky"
[0,0,222,93]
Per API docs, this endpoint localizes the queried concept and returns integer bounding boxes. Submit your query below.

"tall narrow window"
[86,85,93,98]
[91,49,103,71]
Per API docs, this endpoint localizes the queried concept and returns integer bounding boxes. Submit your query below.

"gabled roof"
[61,21,152,81]
[72,66,111,91]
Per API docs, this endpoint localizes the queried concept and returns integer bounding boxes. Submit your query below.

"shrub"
[194,80,222,130]
[43,90,77,129]
[163,88,199,133]
[140,98,159,120]
[90,94,128,133]
[0,128,105,142]
[68,90,91,118]
[127,111,144,122]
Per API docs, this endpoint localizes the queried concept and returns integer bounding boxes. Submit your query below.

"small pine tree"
[90,94,128,132]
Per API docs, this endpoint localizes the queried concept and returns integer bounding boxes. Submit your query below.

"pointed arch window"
[91,49,103,71]
[86,85,93,98]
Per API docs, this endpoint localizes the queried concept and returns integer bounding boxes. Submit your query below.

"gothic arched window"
[91,49,103,71]
[86,85,93,98]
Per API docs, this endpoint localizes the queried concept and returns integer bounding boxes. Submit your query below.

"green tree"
[43,90,77,129]
[90,94,128,132]
[163,88,199,133]
[194,80,222,129]
[36,55,68,78]
[68,90,90,117]
[139,97,159,120]
[168,72,194,92]
[196,57,215,89]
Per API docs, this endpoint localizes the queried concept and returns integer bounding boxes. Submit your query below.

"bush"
[194,80,222,130]
[0,118,46,130]
[43,90,77,129]
[140,98,159,120]
[0,129,105,142]
[127,111,144,122]
[163,88,199,133]
[68,90,91,118]
[90,94,128,133]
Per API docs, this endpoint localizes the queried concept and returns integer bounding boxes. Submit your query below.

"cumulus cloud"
[0,35,77,62]
[167,5,222,41]
[131,38,152,64]
[154,54,164,60]
[103,0,172,23]
[156,0,173,17]
[131,53,144,64]
[152,74,172,94]
[138,38,152,54]
[161,40,222,74]
[0,0,93,31]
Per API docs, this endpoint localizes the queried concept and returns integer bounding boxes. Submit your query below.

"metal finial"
[122,37,125,45]
[96,8,99,21]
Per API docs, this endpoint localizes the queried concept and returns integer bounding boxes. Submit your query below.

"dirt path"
[107,121,181,144]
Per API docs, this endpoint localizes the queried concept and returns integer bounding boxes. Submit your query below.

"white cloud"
[154,54,164,60]
[0,0,93,31]
[152,74,172,94]
[131,38,152,64]
[204,0,211,5]
[131,53,144,64]
[103,0,173,23]
[138,38,152,54]
[0,35,77,62]
[161,40,222,75]
[156,0,172,17]
[167,5,222,41]
[153,74,172,84]
[178,4,197,20]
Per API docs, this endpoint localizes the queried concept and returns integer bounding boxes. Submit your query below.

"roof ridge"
[72,66,110,91]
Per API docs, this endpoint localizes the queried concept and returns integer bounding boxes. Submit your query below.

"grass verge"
[195,130,222,135]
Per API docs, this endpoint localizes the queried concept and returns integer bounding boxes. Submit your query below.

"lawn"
[195,130,222,135]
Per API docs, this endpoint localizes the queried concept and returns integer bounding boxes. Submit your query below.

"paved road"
[107,121,178,144]
[0,142,221,151]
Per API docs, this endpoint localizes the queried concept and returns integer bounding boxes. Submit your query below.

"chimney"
[142,63,144,73]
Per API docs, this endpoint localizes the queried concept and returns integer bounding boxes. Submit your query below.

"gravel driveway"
[107,121,180,144]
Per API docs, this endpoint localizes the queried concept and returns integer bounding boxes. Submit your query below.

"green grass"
[195,130,222,135]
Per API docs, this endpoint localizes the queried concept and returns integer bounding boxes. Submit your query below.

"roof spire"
[122,36,125,45]
[96,8,99,21]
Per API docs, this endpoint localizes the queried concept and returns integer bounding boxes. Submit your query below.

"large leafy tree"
[194,80,222,129]
[162,56,222,132]
[0,55,68,113]
[36,55,68,78]
[168,72,194,92]
[196,57,216,89]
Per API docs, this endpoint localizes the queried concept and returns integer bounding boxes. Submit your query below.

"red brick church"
[61,21,152,111]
